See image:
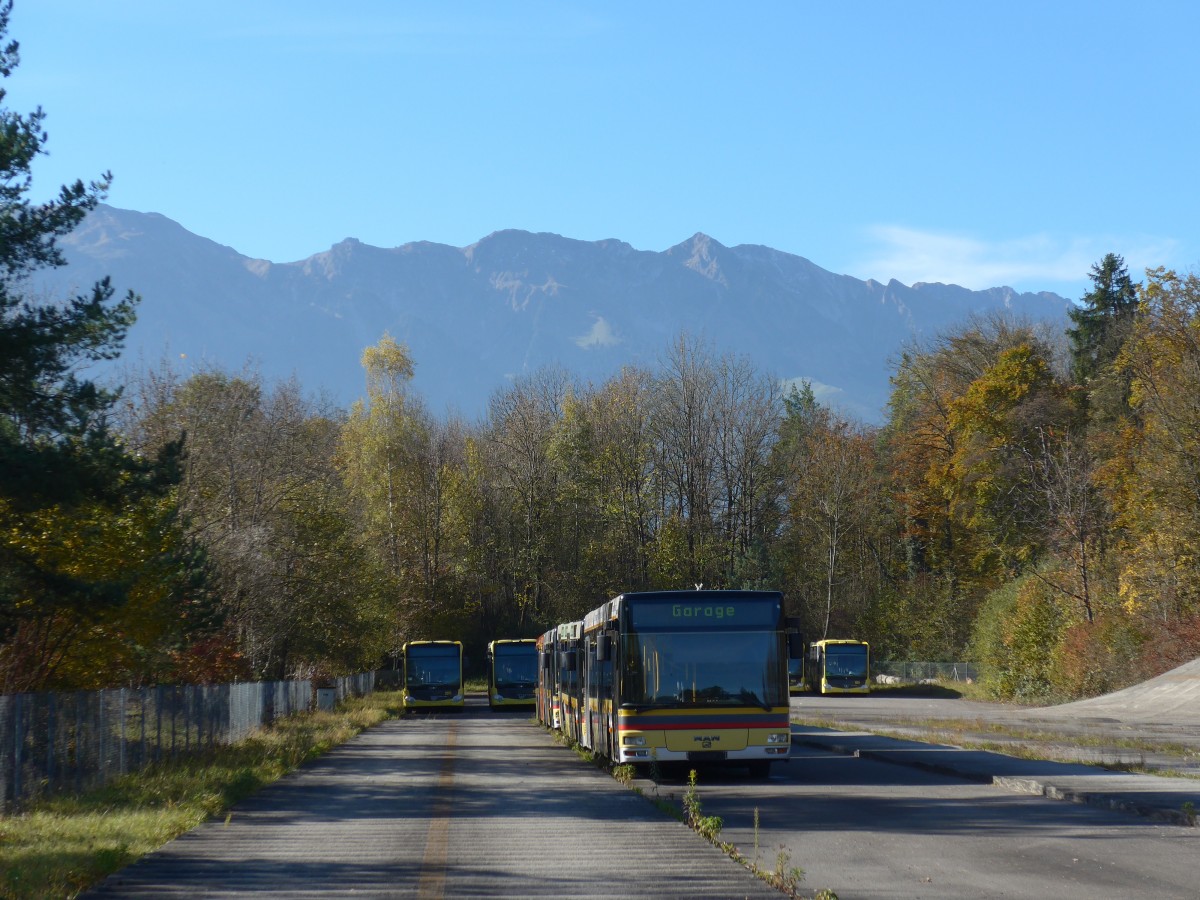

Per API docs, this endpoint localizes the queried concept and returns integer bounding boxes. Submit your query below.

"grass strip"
[0,690,405,900]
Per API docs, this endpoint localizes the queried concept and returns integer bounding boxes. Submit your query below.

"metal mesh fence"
[0,672,375,813]
[873,661,979,683]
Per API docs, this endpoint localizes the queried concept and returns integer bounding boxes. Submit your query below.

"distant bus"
[788,657,808,695]
[549,590,801,779]
[402,640,465,710]
[487,639,538,710]
[808,639,870,695]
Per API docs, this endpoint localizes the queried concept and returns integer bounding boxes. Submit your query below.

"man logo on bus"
[672,604,736,619]
[694,735,720,748]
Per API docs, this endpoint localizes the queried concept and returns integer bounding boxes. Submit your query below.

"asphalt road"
[87,680,1200,900]
[656,739,1198,900]
[84,703,779,899]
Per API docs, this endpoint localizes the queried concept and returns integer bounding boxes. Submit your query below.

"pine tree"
[1067,253,1138,385]
[0,2,142,505]
[0,1,185,660]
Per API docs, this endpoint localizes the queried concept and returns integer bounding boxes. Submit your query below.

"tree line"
[2,5,1198,698]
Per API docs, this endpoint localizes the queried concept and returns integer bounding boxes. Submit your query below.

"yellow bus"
[788,657,809,695]
[808,639,870,695]
[487,639,538,709]
[536,622,579,730]
[535,628,558,727]
[556,620,583,743]
[401,640,465,710]
[569,590,801,779]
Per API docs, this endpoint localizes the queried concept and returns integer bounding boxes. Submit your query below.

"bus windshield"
[825,645,868,678]
[406,647,460,688]
[623,629,785,708]
[788,658,804,684]
[493,645,537,688]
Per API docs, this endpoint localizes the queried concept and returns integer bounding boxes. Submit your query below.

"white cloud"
[856,226,1178,292]
[781,376,843,402]
[574,315,622,349]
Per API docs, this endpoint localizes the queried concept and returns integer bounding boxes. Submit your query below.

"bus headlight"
[622,735,646,746]
[492,692,503,701]
[767,732,790,744]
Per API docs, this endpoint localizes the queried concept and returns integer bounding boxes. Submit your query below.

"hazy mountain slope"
[37,205,1070,422]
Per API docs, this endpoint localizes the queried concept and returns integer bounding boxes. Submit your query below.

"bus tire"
[747,761,771,779]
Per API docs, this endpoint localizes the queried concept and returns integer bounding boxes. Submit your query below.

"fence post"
[155,685,162,764]
[0,696,8,812]
[74,693,82,794]
[46,692,56,796]
[13,693,22,807]
[140,687,147,770]
[119,688,127,776]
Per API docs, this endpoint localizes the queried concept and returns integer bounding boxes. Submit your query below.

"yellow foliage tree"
[1116,269,1200,625]
[0,490,198,691]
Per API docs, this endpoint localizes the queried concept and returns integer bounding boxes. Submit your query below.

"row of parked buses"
[400,600,868,730]
[535,590,805,778]
[400,638,542,711]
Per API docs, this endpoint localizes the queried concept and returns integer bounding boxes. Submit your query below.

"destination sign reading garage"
[626,593,782,630]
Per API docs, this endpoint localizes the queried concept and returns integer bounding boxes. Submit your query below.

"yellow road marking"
[417,721,458,899]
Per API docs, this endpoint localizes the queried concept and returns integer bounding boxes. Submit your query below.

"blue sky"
[7,1,1196,300]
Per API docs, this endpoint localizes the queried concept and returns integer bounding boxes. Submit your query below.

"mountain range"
[35,205,1071,423]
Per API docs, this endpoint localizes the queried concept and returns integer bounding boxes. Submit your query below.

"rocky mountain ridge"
[38,205,1070,422]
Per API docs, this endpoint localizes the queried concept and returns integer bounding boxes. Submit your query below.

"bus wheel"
[747,761,771,779]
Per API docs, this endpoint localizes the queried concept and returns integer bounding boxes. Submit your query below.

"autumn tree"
[884,317,1013,638]
[1114,268,1200,657]
[339,336,478,644]
[650,334,722,585]
[548,371,656,608]
[1025,425,1108,624]
[483,366,573,624]
[338,335,418,580]
[127,365,390,679]
[711,353,782,585]
[947,343,1073,570]
[771,390,879,639]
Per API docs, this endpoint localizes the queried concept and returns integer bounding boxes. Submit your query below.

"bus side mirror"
[596,633,611,662]
[788,631,805,660]
[540,652,550,670]
[786,618,804,659]
[558,650,577,672]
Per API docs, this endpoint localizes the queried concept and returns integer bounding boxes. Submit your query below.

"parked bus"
[536,623,579,729]
[807,639,870,695]
[536,628,558,727]
[788,657,808,695]
[560,590,801,778]
[401,640,465,710]
[556,621,583,743]
[487,639,538,709]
